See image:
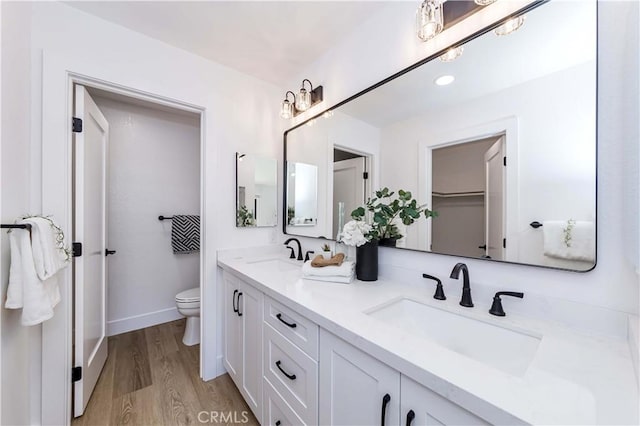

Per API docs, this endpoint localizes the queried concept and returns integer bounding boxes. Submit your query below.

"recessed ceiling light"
[434,75,455,86]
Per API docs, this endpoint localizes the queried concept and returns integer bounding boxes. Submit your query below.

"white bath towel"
[5,217,69,325]
[302,260,355,278]
[543,220,595,262]
[302,274,354,284]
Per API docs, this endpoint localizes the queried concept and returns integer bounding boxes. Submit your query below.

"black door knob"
[105,249,116,256]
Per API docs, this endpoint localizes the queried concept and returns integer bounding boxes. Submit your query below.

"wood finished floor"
[72,319,258,426]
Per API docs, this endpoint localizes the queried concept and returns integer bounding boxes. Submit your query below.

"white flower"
[341,220,372,247]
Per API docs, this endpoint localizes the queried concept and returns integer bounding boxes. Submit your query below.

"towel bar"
[158,216,174,221]
[1,224,32,230]
[530,221,543,229]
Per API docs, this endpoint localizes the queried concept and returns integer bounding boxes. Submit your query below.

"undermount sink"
[366,298,541,377]
[246,258,301,272]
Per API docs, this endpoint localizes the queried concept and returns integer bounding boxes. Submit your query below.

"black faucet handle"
[422,273,446,300]
[304,250,315,262]
[285,245,295,259]
[489,291,524,316]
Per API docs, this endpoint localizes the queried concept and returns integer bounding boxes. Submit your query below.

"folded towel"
[311,253,345,267]
[171,215,200,254]
[543,220,595,262]
[6,217,69,325]
[302,260,355,278]
[302,274,353,284]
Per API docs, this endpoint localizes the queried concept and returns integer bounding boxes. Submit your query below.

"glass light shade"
[416,0,443,42]
[280,99,293,119]
[474,0,497,5]
[296,88,311,111]
[439,46,464,62]
[495,16,525,36]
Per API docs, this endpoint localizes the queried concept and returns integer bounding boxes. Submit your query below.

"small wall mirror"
[286,161,318,228]
[283,0,597,271]
[236,153,277,227]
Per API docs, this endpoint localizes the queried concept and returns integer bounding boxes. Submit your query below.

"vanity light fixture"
[474,0,497,6]
[495,15,525,36]
[439,46,464,62]
[280,91,296,119]
[416,0,444,42]
[434,75,455,86]
[280,80,323,119]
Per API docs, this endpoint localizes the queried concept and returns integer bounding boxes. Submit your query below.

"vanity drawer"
[264,295,319,360]
[263,377,306,426]
[264,322,318,425]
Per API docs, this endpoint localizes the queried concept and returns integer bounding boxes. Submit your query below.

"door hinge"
[503,238,506,249]
[72,117,83,133]
[72,366,82,382]
[503,156,507,167]
[363,172,369,180]
[72,242,82,257]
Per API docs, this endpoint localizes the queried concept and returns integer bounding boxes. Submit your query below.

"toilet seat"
[176,287,200,303]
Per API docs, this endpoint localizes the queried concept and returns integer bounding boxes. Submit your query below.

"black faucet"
[304,250,315,262]
[449,263,473,307]
[284,238,303,261]
[422,273,446,300]
[489,291,524,316]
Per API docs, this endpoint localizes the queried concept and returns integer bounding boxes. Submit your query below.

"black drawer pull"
[237,292,243,317]
[381,393,391,426]
[232,289,238,313]
[276,313,297,328]
[406,410,415,426]
[275,360,296,380]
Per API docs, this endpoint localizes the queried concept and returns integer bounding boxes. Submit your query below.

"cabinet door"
[240,280,264,421]
[319,329,400,426]
[400,376,488,426]
[223,272,242,383]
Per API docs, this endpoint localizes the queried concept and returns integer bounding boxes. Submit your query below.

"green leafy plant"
[321,243,331,252]
[237,205,256,227]
[350,187,437,241]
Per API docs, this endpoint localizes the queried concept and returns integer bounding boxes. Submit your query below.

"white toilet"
[175,287,200,346]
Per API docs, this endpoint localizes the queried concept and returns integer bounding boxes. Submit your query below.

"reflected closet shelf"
[432,191,485,198]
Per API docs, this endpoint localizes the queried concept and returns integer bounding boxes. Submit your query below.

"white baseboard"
[107,307,183,336]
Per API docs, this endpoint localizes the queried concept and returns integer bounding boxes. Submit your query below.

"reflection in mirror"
[286,161,318,227]
[284,1,597,271]
[236,153,277,227]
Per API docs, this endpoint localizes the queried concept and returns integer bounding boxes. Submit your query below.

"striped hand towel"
[171,215,200,254]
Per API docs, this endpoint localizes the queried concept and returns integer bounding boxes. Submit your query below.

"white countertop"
[217,249,639,425]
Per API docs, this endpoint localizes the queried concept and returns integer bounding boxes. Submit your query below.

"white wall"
[1,1,284,424]
[285,1,639,317]
[93,96,201,336]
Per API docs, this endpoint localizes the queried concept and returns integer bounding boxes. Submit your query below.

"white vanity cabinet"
[222,271,263,423]
[319,329,488,426]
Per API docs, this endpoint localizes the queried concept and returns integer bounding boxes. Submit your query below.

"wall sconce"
[416,0,443,42]
[495,15,525,36]
[280,79,324,119]
[439,46,464,62]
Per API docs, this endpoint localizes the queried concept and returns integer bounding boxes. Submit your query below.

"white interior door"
[484,137,505,260]
[73,85,109,417]
[333,157,366,238]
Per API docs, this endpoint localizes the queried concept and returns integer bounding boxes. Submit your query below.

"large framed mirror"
[284,0,597,271]
[236,153,277,227]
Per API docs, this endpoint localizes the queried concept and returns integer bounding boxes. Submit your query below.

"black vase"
[379,237,397,247]
[356,240,379,281]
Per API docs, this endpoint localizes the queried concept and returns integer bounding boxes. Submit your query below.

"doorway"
[430,136,505,259]
[71,84,203,417]
[332,148,370,240]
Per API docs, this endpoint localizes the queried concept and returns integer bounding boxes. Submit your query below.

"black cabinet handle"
[275,360,296,380]
[276,313,297,328]
[232,289,238,313]
[478,244,487,250]
[105,249,116,256]
[381,393,391,426]
[237,292,243,317]
[406,410,415,426]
